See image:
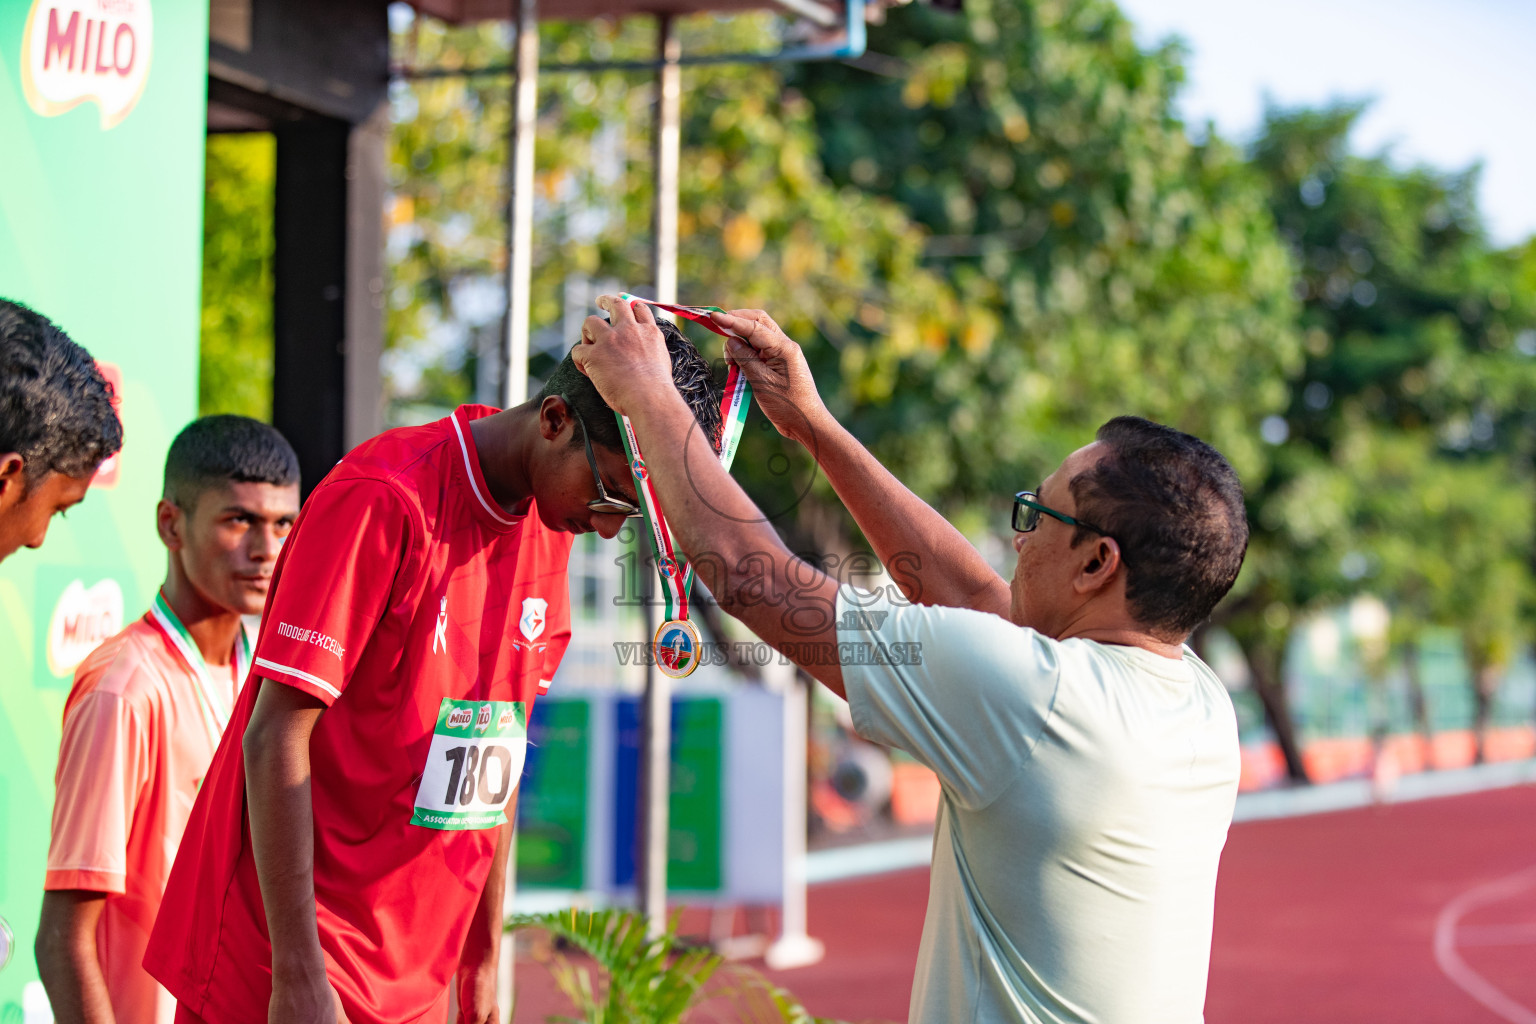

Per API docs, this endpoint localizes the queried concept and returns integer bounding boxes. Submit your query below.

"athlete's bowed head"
[487,314,723,538]
[0,299,123,562]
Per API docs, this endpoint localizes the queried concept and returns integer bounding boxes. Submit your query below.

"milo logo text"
[475,704,492,731]
[497,708,517,730]
[446,706,474,730]
[21,0,154,129]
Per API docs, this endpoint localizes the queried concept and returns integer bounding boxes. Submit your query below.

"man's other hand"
[710,309,832,448]
[575,295,674,416]
[454,960,499,1024]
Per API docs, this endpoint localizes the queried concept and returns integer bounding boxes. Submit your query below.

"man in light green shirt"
[575,296,1247,1023]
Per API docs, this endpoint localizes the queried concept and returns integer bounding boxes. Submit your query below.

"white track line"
[1433,864,1536,1024]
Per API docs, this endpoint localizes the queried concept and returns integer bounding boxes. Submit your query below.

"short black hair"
[1068,416,1249,640]
[0,299,123,479]
[163,415,300,508]
[539,317,723,453]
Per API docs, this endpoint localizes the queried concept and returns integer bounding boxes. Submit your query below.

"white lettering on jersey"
[433,596,448,654]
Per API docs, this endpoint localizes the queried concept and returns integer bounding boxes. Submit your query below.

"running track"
[511,784,1536,1023]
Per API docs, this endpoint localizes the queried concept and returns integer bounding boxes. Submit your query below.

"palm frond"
[508,908,849,1024]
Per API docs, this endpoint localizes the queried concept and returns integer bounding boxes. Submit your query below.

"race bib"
[411,699,527,830]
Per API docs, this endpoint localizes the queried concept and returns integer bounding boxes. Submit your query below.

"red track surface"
[1208,784,1536,1024]
[511,784,1536,1023]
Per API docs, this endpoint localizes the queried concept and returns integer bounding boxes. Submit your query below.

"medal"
[613,294,753,677]
[653,618,703,680]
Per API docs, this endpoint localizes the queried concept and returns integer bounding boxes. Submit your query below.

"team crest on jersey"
[519,597,547,641]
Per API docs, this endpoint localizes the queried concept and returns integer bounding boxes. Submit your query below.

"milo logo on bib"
[411,699,527,830]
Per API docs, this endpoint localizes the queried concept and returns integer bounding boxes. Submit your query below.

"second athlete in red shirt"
[146,331,723,1024]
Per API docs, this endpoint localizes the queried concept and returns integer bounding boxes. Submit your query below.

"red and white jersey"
[145,405,573,1024]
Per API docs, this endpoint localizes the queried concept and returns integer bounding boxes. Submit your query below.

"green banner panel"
[667,698,722,892]
[517,699,591,890]
[0,0,207,1009]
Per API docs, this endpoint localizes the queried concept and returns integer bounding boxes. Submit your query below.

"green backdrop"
[0,0,207,1010]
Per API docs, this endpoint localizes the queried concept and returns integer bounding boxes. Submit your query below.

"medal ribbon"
[614,294,753,622]
[149,590,251,746]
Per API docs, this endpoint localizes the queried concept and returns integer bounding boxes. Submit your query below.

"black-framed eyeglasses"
[1012,490,1110,537]
[566,399,643,518]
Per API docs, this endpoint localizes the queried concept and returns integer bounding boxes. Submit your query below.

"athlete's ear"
[156,497,186,551]
[0,453,26,513]
[537,395,574,443]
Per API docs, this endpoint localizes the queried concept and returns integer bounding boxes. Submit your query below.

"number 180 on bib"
[411,699,527,830]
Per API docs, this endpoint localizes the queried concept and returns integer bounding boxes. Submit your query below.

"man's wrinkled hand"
[573,294,675,417]
[710,308,832,448]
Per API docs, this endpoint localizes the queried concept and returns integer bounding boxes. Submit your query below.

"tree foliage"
[386,13,953,547]
[367,0,1536,775]
[792,0,1302,532]
[1228,102,1536,768]
[200,133,276,420]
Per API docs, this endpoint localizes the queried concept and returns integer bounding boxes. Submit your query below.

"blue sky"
[1114,0,1536,246]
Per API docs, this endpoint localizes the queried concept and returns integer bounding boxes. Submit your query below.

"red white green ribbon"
[149,589,251,747]
[615,294,753,622]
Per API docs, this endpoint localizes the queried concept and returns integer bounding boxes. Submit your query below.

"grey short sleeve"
[836,585,1062,810]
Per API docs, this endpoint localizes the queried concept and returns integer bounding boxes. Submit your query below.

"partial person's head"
[529,316,723,538]
[0,300,124,562]
[158,416,301,615]
[1010,416,1248,643]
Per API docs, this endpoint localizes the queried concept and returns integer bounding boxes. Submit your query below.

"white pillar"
[502,7,538,1011]
[766,662,824,969]
[500,0,538,409]
[344,100,388,450]
[638,12,682,942]
[652,13,681,307]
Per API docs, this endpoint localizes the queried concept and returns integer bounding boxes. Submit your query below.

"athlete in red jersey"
[146,332,722,1024]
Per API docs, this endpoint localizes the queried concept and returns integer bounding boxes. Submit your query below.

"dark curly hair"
[1068,416,1249,640]
[0,299,123,480]
[539,317,723,453]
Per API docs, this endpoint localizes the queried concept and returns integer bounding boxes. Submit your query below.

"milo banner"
[0,0,206,1012]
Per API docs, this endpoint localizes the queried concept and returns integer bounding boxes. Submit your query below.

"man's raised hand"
[574,295,675,416]
[710,309,832,448]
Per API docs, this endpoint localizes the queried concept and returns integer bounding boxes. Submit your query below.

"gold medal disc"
[653,618,702,679]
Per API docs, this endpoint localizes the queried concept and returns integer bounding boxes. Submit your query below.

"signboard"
[517,690,785,902]
[0,0,206,1012]
[20,0,155,129]
[612,697,724,893]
